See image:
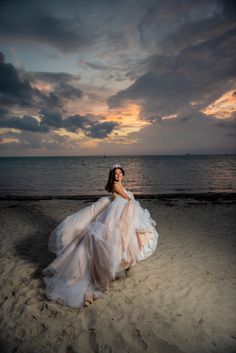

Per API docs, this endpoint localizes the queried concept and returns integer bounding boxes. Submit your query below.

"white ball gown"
[42,187,159,308]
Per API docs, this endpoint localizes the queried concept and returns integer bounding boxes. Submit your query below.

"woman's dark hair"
[105,167,125,193]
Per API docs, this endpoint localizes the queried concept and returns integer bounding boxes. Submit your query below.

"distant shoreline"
[1,192,236,202]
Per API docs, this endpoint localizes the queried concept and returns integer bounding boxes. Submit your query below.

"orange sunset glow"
[202,90,236,119]
[31,81,54,92]
[54,103,150,148]
[0,0,235,156]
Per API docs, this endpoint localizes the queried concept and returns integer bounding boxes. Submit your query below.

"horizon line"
[0,153,236,158]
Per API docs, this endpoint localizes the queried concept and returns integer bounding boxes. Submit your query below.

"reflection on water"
[0,155,235,196]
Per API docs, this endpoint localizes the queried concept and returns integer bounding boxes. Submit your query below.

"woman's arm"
[113,182,132,201]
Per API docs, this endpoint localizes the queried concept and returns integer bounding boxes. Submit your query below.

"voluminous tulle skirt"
[42,191,159,308]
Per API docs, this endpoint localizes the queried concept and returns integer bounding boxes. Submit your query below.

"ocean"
[0,155,235,197]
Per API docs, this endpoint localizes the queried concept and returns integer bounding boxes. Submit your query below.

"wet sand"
[0,195,236,353]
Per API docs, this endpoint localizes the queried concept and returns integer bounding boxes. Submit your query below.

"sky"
[0,0,235,156]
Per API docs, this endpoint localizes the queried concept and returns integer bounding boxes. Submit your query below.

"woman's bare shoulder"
[113,182,122,190]
[112,181,119,189]
[112,183,130,200]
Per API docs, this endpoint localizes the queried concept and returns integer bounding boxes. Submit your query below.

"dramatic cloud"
[0,109,118,138]
[0,53,118,144]
[108,24,236,120]
[40,109,118,137]
[0,52,34,107]
[0,0,99,53]
[0,52,84,112]
[88,121,118,138]
[0,115,49,132]
[0,0,235,155]
[23,71,83,100]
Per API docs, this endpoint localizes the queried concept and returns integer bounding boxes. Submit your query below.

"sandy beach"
[0,195,236,353]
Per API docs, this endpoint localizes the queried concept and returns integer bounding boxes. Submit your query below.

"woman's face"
[114,168,123,182]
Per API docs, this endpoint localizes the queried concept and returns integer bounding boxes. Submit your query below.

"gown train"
[42,188,159,308]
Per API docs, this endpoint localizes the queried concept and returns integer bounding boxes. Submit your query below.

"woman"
[42,163,159,308]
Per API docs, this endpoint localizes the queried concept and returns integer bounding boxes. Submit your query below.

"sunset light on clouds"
[0,0,235,156]
[202,90,236,119]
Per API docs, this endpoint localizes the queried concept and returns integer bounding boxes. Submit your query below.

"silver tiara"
[111,163,122,170]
